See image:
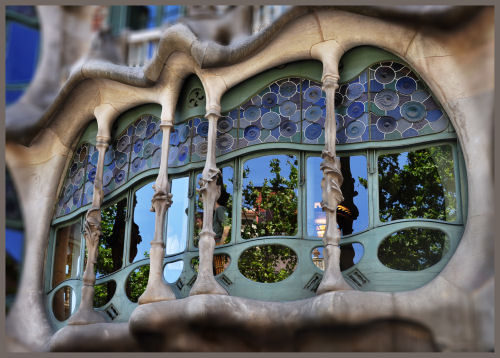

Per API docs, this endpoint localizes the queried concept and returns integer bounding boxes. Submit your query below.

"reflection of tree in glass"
[377,146,456,222]
[238,245,298,283]
[241,156,298,239]
[378,228,447,271]
[125,261,150,303]
[97,199,127,275]
[93,280,116,308]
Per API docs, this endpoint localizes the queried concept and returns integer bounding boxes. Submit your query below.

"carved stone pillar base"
[316,245,352,295]
[67,286,108,325]
[138,242,176,304]
[189,232,228,296]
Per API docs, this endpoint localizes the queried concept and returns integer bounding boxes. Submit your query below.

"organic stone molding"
[138,115,176,304]
[67,135,109,325]
[316,74,351,294]
[189,106,228,296]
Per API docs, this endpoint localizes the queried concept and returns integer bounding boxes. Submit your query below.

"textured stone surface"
[5,6,494,352]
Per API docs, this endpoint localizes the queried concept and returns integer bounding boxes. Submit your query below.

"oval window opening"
[52,286,76,321]
[312,243,364,271]
[378,228,446,271]
[238,244,297,283]
[93,280,116,308]
[163,260,184,283]
[125,265,149,302]
[190,254,230,275]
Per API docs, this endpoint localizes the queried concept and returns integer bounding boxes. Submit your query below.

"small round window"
[52,286,76,321]
[378,228,447,271]
[125,265,149,302]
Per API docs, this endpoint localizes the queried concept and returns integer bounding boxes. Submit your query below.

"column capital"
[322,74,340,90]
[205,104,221,119]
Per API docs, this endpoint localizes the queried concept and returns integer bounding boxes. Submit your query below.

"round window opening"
[52,286,76,321]
[238,244,298,283]
[93,280,117,308]
[378,228,447,271]
[125,265,149,303]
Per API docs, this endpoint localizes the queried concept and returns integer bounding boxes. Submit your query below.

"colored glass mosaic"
[169,120,191,167]
[55,143,90,217]
[191,117,209,163]
[335,61,449,142]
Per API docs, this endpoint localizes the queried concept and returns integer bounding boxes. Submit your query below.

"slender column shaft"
[68,135,110,325]
[138,121,176,304]
[189,108,228,296]
[316,74,351,294]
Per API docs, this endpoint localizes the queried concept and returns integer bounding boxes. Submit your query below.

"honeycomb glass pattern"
[336,61,449,143]
[55,143,90,217]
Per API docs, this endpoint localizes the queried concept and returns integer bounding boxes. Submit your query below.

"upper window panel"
[378,144,457,223]
[335,61,450,143]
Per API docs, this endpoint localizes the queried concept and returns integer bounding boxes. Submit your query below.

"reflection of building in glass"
[312,248,324,270]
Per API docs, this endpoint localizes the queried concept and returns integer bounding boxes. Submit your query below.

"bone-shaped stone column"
[68,104,117,325]
[138,105,176,304]
[189,104,228,296]
[316,73,352,294]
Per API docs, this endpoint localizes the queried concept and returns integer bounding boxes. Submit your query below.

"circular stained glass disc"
[262,92,278,108]
[168,146,178,163]
[261,112,281,129]
[279,81,297,97]
[346,83,364,100]
[115,170,126,184]
[103,170,113,186]
[170,131,180,146]
[217,117,233,133]
[152,148,161,166]
[196,141,208,156]
[197,122,209,137]
[72,168,84,185]
[143,142,155,158]
[375,66,396,84]
[244,106,260,121]
[401,101,426,122]
[178,146,189,162]
[117,135,130,152]
[280,121,297,137]
[396,76,417,94]
[305,123,322,140]
[87,168,96,182]
[304,106,322,121]
[178,124,190,143]
[304,86,322,103]
[72,188,82,205]
[90,151,99,166]
[374,90,400,111]
[377,116,397,133]
[104,150,114,165]
[347,102,364,118]
[133,139,143,154]
[346,120,366,139]
[336,114,344,129]
[146,122,157,138]
[135,119,147,136]
[279,101,297,117]
[115,152,128,169]
[244,125,260,141]
[216,134,234,150]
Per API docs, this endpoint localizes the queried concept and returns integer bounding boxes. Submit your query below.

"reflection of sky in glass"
[243,154,294,187]
[71,289,76,313]
[163,260,184,283]
[131,183,155,262]
[221,166,233,197]
[306,156,368,237]
[166,177,189,255]
[5,228,23,262]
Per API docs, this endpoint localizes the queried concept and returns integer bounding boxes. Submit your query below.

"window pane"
[378,228,447,271]
[163,260,184,283]
[306,155,368,237]
[166,177,189,255]
[130,183,154,263]
[96,198,127,277]
[312,244,364,272]
[93,280,116,308]
[52,286,76,321]
[52,222,82,288]
[241,154,298,239]
[378,145,456,222]
[125,265,149,303]
[194,166,233,247]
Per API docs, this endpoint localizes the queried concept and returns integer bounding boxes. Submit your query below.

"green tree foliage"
[241,156,298,239]
[378,145,456,222]
[125,263,150,303]
[238,245,298,283]
[378,228,446,271]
